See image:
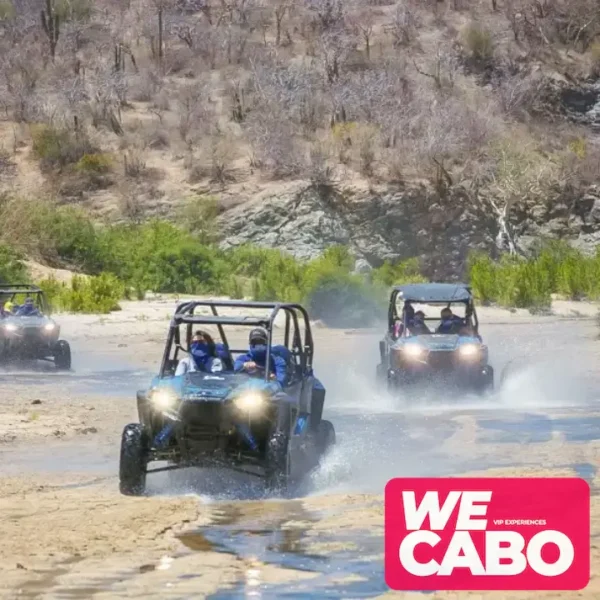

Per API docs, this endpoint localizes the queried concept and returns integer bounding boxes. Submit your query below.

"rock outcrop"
[217,181,600,279]
[218,182,498,280]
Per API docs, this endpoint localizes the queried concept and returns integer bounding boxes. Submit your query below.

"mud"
[1,298,600,598]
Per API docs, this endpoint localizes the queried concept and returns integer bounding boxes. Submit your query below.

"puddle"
[17,556,85,599]
[476,411,600,443]
[176,500,388,599]
[0,368,152,397]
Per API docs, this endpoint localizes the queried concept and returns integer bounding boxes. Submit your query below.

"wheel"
[265,431,291,492]
[119,423,149,496]
[316,419,336,456]
[54,340,71,370]
[376,363,387,389]
[473,365,494,395]
[265,407,292,492]
[484,365,494,392]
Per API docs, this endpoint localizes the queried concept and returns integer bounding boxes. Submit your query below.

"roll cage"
[159,300,315,382]
[388,283,479,336]
[0,284,51,315]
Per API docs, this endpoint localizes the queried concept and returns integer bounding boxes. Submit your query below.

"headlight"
[234,391,266,412]
[44,323,56,332]
[3,323,18,332]
[458,344,480,358]
[150,389,178,409]
[401,344,425,359]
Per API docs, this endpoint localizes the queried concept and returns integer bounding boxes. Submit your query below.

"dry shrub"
[123,146,147,179]
[30,124,97,171]
[243,108,305,179]
[208,133,237,184]
[330,122,379,176]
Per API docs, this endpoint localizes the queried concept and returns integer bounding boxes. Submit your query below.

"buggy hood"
[2,314,55,328]
[393,334,481,352]
[151,371,281,401]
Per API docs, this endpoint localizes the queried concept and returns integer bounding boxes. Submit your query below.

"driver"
[234,328,288,386]
[408,310,431,335]
[15,298,40,317]
[436,307,464,334]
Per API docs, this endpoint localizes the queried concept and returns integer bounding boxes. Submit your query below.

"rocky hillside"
[1,0,600,278]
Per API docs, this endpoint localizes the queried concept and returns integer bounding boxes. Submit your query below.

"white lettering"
[527,531,574,577]
[398,531,575,576]
[399,531,441,576]
[485,531,527,575]
[438,531,486,575]
[456,491,491,530]
[402,491,462,530]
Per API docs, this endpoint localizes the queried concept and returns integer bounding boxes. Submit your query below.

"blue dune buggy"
[119,300,336,496]
[376,283,494,395]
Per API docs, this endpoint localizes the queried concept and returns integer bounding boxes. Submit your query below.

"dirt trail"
[1,298,599,598]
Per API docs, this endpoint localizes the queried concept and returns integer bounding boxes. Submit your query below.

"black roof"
[0,284,43,294]
[173,315,270,327]
[393,283,472,303]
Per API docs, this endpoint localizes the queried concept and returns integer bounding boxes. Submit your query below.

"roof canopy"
[393,283,472,303]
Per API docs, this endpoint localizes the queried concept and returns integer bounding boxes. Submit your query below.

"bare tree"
[385,0,420,48]
[304,0,345,32]
[315,23,357,84]
[412,42,460,92]
[348,2,375,59]
[176,81,212,148]
[485,139,558,254]
[244,107,305,178]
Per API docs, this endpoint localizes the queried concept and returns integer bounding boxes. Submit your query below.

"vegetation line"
[1,202,598,324]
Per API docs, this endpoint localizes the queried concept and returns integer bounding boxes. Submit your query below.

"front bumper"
[388,355,491,389]
[0,333,57,358]
[150,397,277,464]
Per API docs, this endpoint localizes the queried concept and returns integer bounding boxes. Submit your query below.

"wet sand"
[1,298,599,598]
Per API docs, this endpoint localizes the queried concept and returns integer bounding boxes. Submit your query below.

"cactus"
[114,44,124,72]
[41,0,60,60]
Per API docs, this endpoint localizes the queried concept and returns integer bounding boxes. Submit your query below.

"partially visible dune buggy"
[119,299,336,496]
[0,284,71,370]
[376,283,494,396]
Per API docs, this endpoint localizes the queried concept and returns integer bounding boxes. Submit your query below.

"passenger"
[436,307,464,334]
[234,328,288,387]
[175,330,225,376]
[408,310,431,335]
[15,298,40,317]
[393,303,415,339]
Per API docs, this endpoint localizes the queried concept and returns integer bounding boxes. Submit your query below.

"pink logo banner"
[385,477,590,590]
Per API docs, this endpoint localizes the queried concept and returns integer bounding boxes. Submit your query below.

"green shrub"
[467,241,600,309]
[55,0,93,21]
[76,153,113,174]
[463,24,494,61]
[0,0,15,20]
[39,273,124,314]
[30,124,95,170]
[371,257,427,288]
[0,244,30,284]
[467,252,497,305]
[5,200,432,320]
